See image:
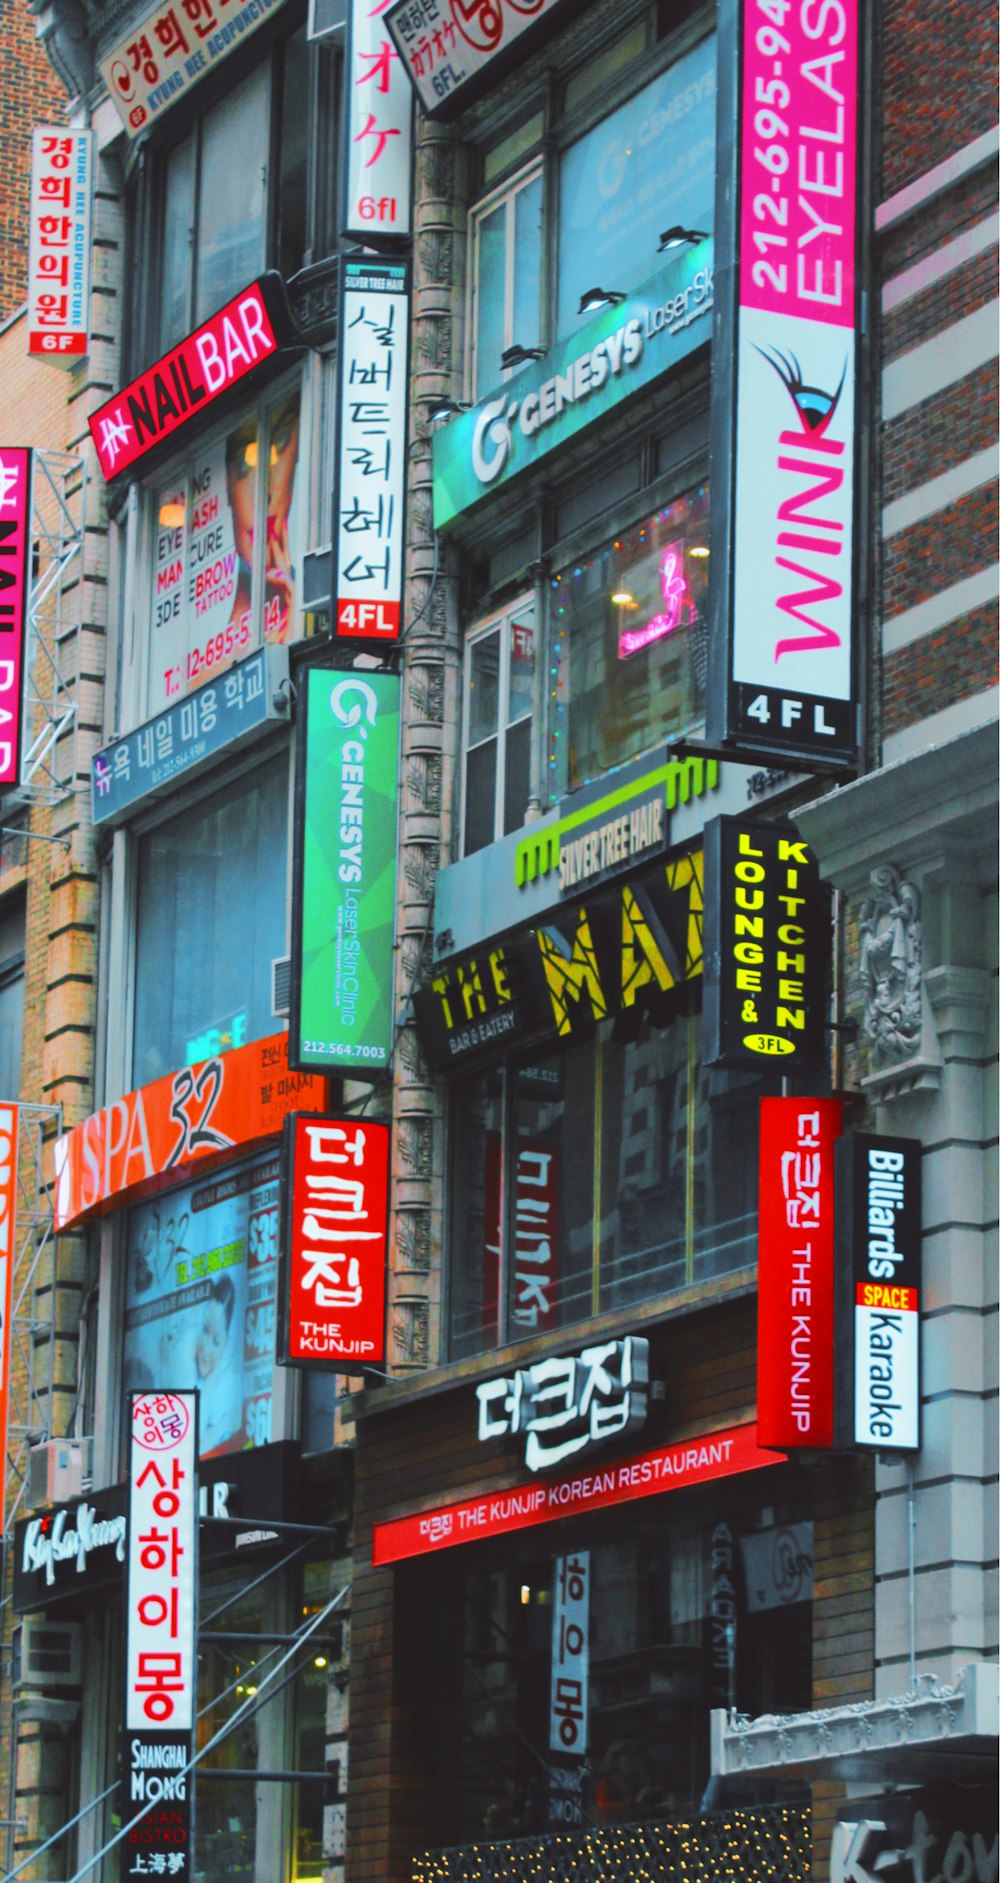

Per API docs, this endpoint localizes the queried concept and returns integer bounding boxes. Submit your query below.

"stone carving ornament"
[857,865,922,1066]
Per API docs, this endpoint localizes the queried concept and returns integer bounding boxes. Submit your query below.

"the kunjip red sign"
[89,275,291,481]
[757,1096,843,1449]
[280,1114,389,1368]
[0,449,31,788]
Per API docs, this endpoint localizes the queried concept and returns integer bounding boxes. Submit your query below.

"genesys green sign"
[290,668,400,1078]
[432,245,714,530]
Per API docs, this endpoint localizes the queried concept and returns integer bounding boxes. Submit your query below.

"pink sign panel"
[0,450,32,788]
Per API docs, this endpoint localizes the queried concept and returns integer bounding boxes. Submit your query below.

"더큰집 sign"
[757,1097,842,1450]
[27,129,92,362]
[703,816,826,1070]
[477,1337,649,1471]
[334,261,409,643]
[279,1113,389,1368]
[836,1133,921,1452]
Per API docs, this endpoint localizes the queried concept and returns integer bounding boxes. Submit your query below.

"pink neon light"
[617,543,688,659]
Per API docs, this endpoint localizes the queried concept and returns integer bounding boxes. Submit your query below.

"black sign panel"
[835,1134,921,1453]
[121,1730,192,1882]
[703,817,827,1072]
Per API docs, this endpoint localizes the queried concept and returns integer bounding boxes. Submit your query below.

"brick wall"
[879,0,998,200]
[0,1,68,325]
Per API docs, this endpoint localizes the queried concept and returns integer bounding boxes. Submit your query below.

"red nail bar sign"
[372,1421,784,1565]
[757,1096,842,1449]
[90,275,292,480]
[0,449,31,787]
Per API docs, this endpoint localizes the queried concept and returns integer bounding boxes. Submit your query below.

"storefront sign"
[92,646,288,826]
[836,1134,921,1452]
[279,1114,389,1367]
[52,1033,325,1232]
[27,129,92,362]
[539,750,715,899]
[483,1137,559,1337]
[21,1503,127,1588]
[373,1420,785,1564]
[832,1796,998,1883]
[477,1337,649,1471]
[433,250,713,530]
[101,0,288,136]
[703,817,826,1069]
[344,0,413,240]
[707,0,859,769]
[415,848,704,1071]
[124,1391,197,1883]
[740,1520,813,1610]
[385,0,570,117]
[90,275,293,480]
[757,1097,842,1449]
[290,669,400,1076]
[549,1551,590,1760]
[0,449,31,788]
[0,1105,19,1524]
[334,261,409,642]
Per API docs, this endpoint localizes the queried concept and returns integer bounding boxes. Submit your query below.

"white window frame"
[461,595,536,855]
[466,159,544,403]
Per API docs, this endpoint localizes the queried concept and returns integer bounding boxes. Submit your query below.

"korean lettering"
[550,1552,589,1756]
[336,274,408,639]
[296,1123,378,1310]
[476,1337,650,1470]
[126,1392,196,1736]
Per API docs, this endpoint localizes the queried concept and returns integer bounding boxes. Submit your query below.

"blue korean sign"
[91,645,288,826]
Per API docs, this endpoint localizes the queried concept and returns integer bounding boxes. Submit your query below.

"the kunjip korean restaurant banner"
[124,1390,197,1883]
[703,817,827,1072]
[385,0,571,119]
[290,669,400,1077]
[836,1134,921,1453]
[335,261,409,643]
[707,0,859,770]
[0,448,31,788]
[279,1113,389,1368]
[757,1096,842,1450]
[89,275,293,481]
[344,0,413,241]
[27,129,92,364]
[0,1106,19,1527]
[101,0,288,136]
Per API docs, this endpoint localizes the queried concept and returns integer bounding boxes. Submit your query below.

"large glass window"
[468,165,543,401]
[132,754,287,1086]
[462,600,536,855]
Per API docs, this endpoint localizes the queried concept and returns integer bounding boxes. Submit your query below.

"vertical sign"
[124,1390,198,1882]
[549,1551,589,1825]
[703,816,827,1070]
[344,0,413,240]
[335,260,409,643]
[279,1113,389,1368]
[836,1134,921,1452]
[290,668,400,1077]
[757,1096,842,1448]
[0,449,32,788]
[27,129,92,362]
[0,1107,19,1531]
[707,0,859,769]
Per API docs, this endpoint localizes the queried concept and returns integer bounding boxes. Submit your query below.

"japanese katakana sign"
[476,1337,649,1471]
[334,260,409,642]
[279,1113,389,1368]
[344,0,413,239]
[100,0,287,136]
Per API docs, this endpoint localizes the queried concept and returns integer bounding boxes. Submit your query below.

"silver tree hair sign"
[706,0,860,770]
[703,816,827,1070]
[835,1135,921,1453]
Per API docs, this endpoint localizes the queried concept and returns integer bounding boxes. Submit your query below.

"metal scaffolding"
[4,1102,62,1540]
[11,448,87,809]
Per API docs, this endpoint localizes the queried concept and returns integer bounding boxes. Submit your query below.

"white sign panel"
[100,0,287,137]
[549,1551,589,1757]
[27,129,92,364]
[334,259,409,642]
[476,1336,649,1471]
[385,0,567,117]
[344,0,413,239]
[126,1391,198,1732]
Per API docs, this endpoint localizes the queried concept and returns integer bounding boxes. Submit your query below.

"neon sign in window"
[618,542,689,659]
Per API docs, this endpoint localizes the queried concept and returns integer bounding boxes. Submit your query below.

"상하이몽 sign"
[279,1114,389,1367]
[476,1337,649,1471]
[334,261,409,643]
[757,1097,842,1449]
[27,129,92,362]
[0,449,32,788]
[703,817,827,1070]
[836,1133,921,1452]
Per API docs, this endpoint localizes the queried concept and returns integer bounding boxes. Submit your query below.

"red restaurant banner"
[53,1034,326,1232]
[280,1114,389,1368]
[757,1095,843,1449]
[373,1421,785,1565]
[0,448,32,788]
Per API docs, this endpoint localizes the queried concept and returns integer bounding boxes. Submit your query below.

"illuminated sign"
[334,261,409,643]
[0,1106,19,1530]
[279,1114,389,1368]
[0,450,31,788]
[373,1421,785,1564]
[384,0,571,117]
[517,751,718,894]
[483,1136,559,1338]
[703,816,827,1069]
[477,1337,649,1471]
[344,0,413,240]
[27,129,92,362]
[414,847,705,1071]
[101,0,288,136]
[52,1033,326,1232]
[289,669,400,1076]
[757,1097,842,1450]
[433,252,713,530]
[89,276,293,481]
[836,1134,921,1452]
[550,1552,589,1769]
[617,544,690,659]
[707,0,859,769]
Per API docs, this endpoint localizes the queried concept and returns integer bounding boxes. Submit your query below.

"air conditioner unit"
[272,954,292,1020]
[14,1619,83,1691]
[28,1438,92,1510]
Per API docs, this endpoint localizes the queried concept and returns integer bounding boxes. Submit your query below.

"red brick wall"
[0,1,69,325]
[879,0,998,199]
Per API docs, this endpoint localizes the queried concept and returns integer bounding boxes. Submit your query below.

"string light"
[411,1806,811,1881]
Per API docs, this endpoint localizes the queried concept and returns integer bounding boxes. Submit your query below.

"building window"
[467,164,543,401]
[449,1007,764,1361]
[131,753,288,1087]
[462,599,536,856]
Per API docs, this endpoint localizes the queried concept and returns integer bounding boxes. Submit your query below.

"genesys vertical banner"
[0,449,32,788]
[279,1112,389,1368]
[290,668,400,1077]
[757,1095,842,1449]
[0,1106,19,1527]
[344,0,413,240]
[836,1133,921,1452]
[123,1390,198,1882]
[708,0,859,769]
[334,261,409,643]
